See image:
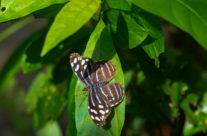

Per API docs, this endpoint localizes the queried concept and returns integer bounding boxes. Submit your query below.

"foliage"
[0,0,207,135]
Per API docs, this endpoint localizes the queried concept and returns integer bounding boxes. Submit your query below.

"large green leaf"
[41,0,101,56]
[131,0,207,50]
[0,0,68,22]
[68,20,125,136]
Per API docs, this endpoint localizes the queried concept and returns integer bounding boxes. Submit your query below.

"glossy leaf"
[41,0,101,56]
[131,0,207,50]
[68,20,125,136]
[0,0,68,22]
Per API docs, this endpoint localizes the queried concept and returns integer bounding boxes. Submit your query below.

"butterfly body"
[70,53,124,127]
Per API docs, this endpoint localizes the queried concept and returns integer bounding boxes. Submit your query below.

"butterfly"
[70,53,124,127]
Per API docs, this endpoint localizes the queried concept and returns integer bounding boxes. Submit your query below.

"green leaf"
[41,0,101,56]
[131,8,165,67]
[68,20,125,136]
[106,0,131,11]
[21,29,48,73]
[26,66,67,128]
[37,121,62,136]
[131,0,207,50]
[106,9,149,49]
[22,27,91,73]
[162,80,188,117]
[0,0,68,22]
[181,94,198,123]
[33,4,65,19]
[124,70,133,89]
[141,37,164,67]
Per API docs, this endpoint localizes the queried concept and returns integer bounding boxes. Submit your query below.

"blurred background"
[0,14,207,136]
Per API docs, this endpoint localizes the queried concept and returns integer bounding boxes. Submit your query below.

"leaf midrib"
[176,0,207,26]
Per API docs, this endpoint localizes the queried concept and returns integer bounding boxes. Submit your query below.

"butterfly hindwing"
[88,86,111,127]
[97,83,124,107]
[70,53,94,86]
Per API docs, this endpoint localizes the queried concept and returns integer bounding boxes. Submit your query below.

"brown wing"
[97,83,124,107]
[88,86,111,127]
[91,60,116,84]
[87,83,124,127]
[70,53,94,86]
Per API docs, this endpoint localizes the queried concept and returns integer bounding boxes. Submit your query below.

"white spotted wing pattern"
[70,53,124,127]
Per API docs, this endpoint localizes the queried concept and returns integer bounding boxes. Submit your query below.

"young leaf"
[41,0,101,56]
[68,20,125,136]
[0,0,68,22]
[131,0,207,50]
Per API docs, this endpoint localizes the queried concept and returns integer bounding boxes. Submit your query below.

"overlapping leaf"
[41,0,101,56]
[106,9,149,49]
[131,8,165,67]
[22,27,91,73]
[132,0,207,50]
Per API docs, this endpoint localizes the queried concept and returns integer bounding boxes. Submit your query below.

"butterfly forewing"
[88,86,111,127]
[97,83,124,107]
[70,53,94,86]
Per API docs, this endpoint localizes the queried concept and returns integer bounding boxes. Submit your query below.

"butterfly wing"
[97,83,124,107]
[88,86,111,127]
[70,53,94,86]
[91,60,116,85]
[87,83,124,127]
